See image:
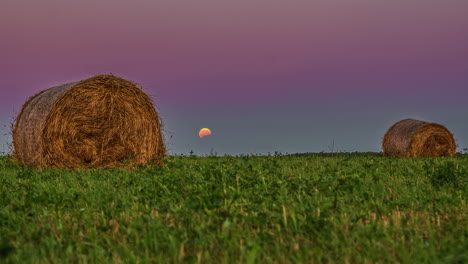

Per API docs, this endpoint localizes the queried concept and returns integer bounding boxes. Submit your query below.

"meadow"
[0,153,467,263]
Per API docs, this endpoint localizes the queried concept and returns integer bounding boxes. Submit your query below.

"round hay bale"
[13,74,166,168]
[382,118,455,157]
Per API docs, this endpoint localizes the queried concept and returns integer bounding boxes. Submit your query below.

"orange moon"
[199,128,212,138]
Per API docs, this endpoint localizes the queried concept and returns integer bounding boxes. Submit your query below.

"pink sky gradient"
[1,0,467,154]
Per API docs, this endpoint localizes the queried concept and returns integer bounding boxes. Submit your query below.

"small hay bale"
[13,74,166,168]
[382,118,455,157]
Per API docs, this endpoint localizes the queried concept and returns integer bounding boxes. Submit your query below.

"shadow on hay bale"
[13,75,166,168]
[382,118,455,157]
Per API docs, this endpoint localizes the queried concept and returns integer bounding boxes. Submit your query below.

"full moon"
[199,128,212,138]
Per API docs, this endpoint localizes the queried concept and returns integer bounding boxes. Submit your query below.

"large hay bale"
[382,118,455,157]
[13,74,166,168]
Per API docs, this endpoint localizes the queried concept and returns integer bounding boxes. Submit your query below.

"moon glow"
[199,128,212,138]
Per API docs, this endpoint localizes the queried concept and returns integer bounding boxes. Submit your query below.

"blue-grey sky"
[1,0,467,155]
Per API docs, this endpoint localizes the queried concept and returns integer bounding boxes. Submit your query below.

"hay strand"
[382,118,455,157]
[13,75,166,168]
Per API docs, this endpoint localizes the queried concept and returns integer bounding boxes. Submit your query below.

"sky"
[1,0,467,155]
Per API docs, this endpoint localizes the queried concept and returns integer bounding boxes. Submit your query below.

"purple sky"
[1,0,467,155]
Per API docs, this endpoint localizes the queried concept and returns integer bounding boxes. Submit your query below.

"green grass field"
[1,154,467,263]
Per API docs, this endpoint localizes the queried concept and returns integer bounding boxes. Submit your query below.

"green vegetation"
[1,154,467,263]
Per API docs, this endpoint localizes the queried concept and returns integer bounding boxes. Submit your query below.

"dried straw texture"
[382,119,455,157]
[13,75,166,168]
